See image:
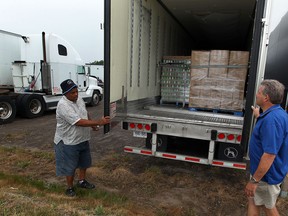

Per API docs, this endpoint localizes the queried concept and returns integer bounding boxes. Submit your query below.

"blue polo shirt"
[249,104,288,184]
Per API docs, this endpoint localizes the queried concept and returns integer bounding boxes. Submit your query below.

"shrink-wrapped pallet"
[161,56,191,104]
[189,50,249,112]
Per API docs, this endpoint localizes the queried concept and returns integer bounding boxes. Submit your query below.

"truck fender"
[87,84,103,95]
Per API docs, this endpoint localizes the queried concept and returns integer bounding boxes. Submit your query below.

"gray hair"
[260,79,285,104]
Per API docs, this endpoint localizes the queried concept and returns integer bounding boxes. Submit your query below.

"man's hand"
[245,181,258,198]
[101,116,110,125]
[251,105,260,118]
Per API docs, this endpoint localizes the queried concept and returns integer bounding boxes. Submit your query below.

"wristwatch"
[250,176,260,184]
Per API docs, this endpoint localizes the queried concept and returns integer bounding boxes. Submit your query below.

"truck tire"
[0,96,16,125]
[19,94,45,118]
[89,91,100,106]
[146,133,168,151]
[15,94,26,116]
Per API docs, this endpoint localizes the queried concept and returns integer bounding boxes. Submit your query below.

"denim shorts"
[54,140,92,176]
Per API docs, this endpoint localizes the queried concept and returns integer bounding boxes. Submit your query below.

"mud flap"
[145,133,168,151]
[215,142,244,162]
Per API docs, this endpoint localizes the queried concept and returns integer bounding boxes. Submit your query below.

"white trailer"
[86,65,104,81]
[0,30,103,124]
[86,64,104,87]
[104,0,288,170]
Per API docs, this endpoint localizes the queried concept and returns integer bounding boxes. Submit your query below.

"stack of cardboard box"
[188,50,249,111]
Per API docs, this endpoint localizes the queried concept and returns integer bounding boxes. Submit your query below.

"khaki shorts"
[254,181,281,209]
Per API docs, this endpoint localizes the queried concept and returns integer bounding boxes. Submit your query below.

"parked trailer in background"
[86,64,104,88]
[0,30,103,124]
[104,0,288,170]
[86,64,104,81]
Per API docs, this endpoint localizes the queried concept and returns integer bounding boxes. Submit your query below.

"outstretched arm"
[75,116,110,127]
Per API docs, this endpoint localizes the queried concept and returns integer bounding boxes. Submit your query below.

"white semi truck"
[0,30,103,124]
[104,0,288,170]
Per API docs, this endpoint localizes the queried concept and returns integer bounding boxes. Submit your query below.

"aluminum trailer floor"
[119,104,244,130]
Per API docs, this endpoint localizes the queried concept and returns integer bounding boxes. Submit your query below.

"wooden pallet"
[188,107,243,116]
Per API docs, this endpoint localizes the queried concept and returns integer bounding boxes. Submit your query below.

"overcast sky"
[0,0,104,63]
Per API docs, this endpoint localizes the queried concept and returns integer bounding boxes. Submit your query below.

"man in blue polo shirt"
[245,79,288,215]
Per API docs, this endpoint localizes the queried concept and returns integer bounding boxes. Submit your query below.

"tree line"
[88,60,104,65]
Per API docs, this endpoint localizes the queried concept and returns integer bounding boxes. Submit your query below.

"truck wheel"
[89,91,100,106]
[145,133,168,151]
[19,94,45,118]
[0,96,16,124]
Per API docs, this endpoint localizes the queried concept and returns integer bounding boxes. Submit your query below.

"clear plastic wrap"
[189,50,249,111]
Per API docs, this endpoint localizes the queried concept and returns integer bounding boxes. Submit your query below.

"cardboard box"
[220,99,244,111]
[233,90,245,100]
[228,51,249,65]
[227,68,248,80]
[191,51,210,66]
[221,90,233,100]
[209,50,229,78]
[189,87,201,97]
[189,97,221,109]
[190,69,208,80]
[227,51,249,80]
[190,79,203,87]
[222,79,245,90]
[211,89,222,98]
[190,51,210,80]
[200,88,211,98]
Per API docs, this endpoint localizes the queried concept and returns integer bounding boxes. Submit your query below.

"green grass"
[0,172,63,192]
[0,145,18,153]
[0,171,129,215]
[32,151,54,160]
[0,171,127,202]
[94,205,105,215]
[16,160,31,169]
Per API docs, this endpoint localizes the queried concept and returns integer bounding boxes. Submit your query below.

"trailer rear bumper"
[124,146,247,170]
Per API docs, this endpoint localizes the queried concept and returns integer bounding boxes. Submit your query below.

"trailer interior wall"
[110,0,192,103]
